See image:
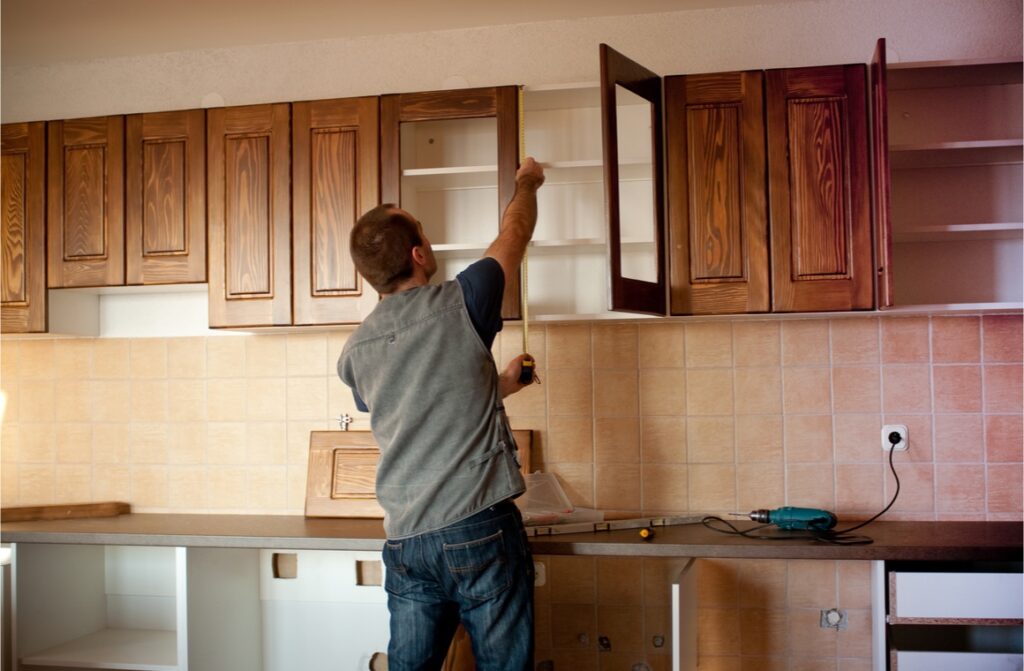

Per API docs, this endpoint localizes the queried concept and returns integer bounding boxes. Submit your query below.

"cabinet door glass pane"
[615,84,657,283]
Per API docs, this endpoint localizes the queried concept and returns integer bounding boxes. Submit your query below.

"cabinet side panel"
[187,548,263,671]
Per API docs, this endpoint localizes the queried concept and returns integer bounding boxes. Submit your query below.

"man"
[338,157,546,670]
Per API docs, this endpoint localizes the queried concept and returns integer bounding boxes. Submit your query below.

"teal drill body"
[749,506,838,531]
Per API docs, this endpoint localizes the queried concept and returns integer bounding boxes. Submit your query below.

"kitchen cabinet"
[207,103,292,328]
[876,41,1023,310]
[291,96,380,326]
[877,561,1023,670]
[0,122,47,334]
[126,109,207,285]
[380,86,522,320]
[208,98,381,329]
[603,44,874,315]
[47,115,125,289]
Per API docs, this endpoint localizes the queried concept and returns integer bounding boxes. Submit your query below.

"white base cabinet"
[13,545,389,671]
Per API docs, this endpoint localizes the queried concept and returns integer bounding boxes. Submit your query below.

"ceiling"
[2,0,797,67]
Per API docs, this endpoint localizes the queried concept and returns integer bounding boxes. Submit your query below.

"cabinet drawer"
[893,650,1023,671]
[890,572,1023,623]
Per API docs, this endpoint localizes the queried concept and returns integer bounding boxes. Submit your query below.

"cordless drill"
[740,506,838,531]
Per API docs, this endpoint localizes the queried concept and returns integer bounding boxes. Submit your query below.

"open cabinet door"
[872,38,894,309]
[600,44,667,315]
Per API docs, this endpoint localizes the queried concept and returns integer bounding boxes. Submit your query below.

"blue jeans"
[381,500,534,671]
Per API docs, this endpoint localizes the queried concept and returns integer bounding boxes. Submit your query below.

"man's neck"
[382,275,429,298]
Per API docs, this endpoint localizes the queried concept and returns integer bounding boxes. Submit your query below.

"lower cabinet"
[12,544,389,671]
[876,560,1023,671]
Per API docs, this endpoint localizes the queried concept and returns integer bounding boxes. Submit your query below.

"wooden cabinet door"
[47,116,125,288]
[666,71,769,315]
[207,103,291,327]
[380,86,521,319]
[766,65,874,312]
[125,110,206,285]
[600,43,667,315]
[871,38,894,309]
[292,97,379,325]
[1,122,47,333]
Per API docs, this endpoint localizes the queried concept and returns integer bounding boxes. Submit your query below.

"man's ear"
[411,245,427,268]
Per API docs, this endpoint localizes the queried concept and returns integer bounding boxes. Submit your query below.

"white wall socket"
[882,425,908,451]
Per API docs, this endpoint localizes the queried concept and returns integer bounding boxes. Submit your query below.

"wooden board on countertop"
[305,430,532,518]
[1,501,130,523]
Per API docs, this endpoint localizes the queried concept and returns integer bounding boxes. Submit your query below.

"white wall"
[2,0,1021,122]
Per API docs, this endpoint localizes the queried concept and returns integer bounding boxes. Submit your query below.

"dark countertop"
[1,514,1020,561]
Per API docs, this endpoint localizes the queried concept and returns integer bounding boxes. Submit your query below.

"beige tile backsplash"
[2,313,1021,669]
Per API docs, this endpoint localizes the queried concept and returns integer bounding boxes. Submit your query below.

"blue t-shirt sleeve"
[353,390,369,413]
[456,257,505,350]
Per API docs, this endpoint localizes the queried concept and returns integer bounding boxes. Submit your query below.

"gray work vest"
[337,279,525,539]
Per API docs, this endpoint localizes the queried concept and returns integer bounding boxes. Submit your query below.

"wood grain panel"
[872,38,894,309]
[1,122,46,333]
[601,44,666,315]
[47,116,125,288]
[666,70,768,315]
[207,103,291,327]
[766,65,873,312]
[292,96,380,325]
[126,109,206,285]
[379,86,520,319]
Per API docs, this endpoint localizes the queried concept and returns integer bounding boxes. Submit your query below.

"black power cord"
[702,431,903,546]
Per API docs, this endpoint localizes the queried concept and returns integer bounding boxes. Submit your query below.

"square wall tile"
[131,465,169,509]
[983,315,1023,362]
[168,466,207,509]
[206,337,247,378]
[595,463,640,511]
[246,378,288,421]
[736,463,785,511]
[53,339,93,379]
[931,317,980,363]
[1,340,20,378]
[696,559,740,607]
[835,463,884,513]
[933,414,984,463]
[697,608,738,657]
[130,339,168,378]
[933,365,982,413]
[642,462,687,513]
[640,368,686,416]
[641,416,686,464]
[832,366,881,413]
[736,416,783,463]
[881,365,932,413]
[20,380,55,422]
[786,608,838,658]
[984,364,1023,413]
[206,466,248,509]
[987,464,1023,513]
[19,423,55,463]
[739,609,787,656]
[549,463,594,508]
[92,424,130,464]
[935,464,985,513]
[886,414,934,463]
[56,424,93,463]
[247,465,288,510]
[686,322,733,367]
[167,379,207,422]
[985,415,1023,463]
[167,422,207,465]
[830,318,879,364]
[733,321,780,367]
[592,324,638,370]
[687,416,735,464]
[549,555,596,603]
[597,557,644,605]
[547,417,595,463]
[885,463,934,513]
[287,377,328,420]
[787,463,835,508]
[734,368,782,414]
[91,380,131,422]
[19,340,56,379]
[546,368,592,417]
[837,562,872,609]
[782,368,831,415]
[596,605,644,652]
[881,317,930,364]
[246,335,287,377]
[787,559,836,608]
[594,417,639,463]
[56,380,93,422]
[686,369,734,416]
[784,415,833,463]
[547,325,591,369]
[286,332,330,376]
[91,339,130,379]
[688,464,736,513]
[639,323,685,368]
[130,423,169,464]
[131,379,169,422]
[55,464,92,502]
[594,369,638,418]
[167,338,207,378]
[207,379,247,421]
[782,320,830,366]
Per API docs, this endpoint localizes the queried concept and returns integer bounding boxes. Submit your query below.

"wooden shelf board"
[21,628,178,670]
[891,139,1023,152]
[402,164,497,177]
[893,222,1024,242]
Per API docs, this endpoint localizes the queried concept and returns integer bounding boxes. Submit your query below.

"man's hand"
[516,156,545,191]
[499,353,537,398]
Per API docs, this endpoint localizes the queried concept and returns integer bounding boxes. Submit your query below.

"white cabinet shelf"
[22,628,178,671]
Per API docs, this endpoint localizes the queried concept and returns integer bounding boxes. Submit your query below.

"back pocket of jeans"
[443,529,511,601]
[382,541,413,596]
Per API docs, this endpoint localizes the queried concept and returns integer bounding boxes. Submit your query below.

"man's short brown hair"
[350,204,423,294]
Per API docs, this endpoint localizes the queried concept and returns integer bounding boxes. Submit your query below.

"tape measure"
[517,86,535,386]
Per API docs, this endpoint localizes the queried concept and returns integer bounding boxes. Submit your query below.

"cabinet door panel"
[381,86,520,319]
[1,122,47,333]
[667,71,769,314]
[126,110,206,285]
[600,43,667,315]
[208,104,291,327]
[47,116,125,288]
[766,65,873,311]
[292,97,380,325]
[871,38,894,309]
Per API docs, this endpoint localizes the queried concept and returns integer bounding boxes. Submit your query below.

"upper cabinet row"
[3,40,1021,334]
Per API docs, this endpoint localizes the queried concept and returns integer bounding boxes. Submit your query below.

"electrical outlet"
[534,561,546,587]
[882,424,908,451]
